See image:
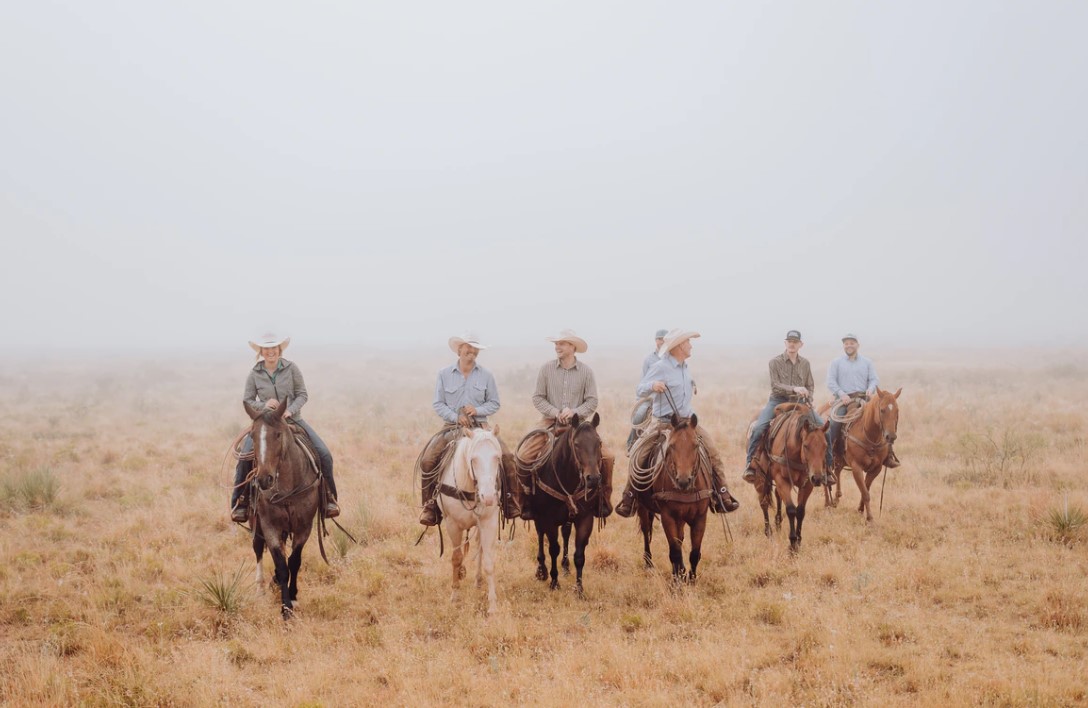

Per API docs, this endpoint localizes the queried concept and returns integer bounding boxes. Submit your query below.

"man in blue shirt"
[615,329,740,517]
[825,333,900,469]
[626,328,668,452]
[418,333,519,526]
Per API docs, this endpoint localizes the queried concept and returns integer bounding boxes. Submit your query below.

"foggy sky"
[2,1,1085,355]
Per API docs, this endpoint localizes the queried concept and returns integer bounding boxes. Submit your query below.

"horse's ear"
[570,413,580,428]
[273,403,288,420]
[822,419,830,431]
[670,413,680,428]
[492,424,500,437]
[591,412,600,428]
[243,401,260,420]
[465,428,477,439]
[893,387,902,399]
[875,386,883,397]
[690,413,698,428]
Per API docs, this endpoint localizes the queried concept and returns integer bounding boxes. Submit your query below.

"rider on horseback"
[418,333,521,527]
[514,330,614,521]
[825,333,900,470]
[743,329,823,484]
[626,328,668,452]
[230,333,340,522]
[615,329,740,517]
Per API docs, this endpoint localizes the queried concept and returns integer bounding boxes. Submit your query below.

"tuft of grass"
[194,563,250,614]
[1,466,61,511]
[1041,497,1087,546]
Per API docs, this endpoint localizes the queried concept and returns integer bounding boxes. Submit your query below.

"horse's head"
[460,428,502,508]
[566,412,603,490]
[244,400,291,490]
[799,415,830,484]
[872,387,902,444]
[665,413,700,491]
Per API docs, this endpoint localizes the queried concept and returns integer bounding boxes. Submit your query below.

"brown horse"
[752,404,828,552]
[243,401,323,619]
[633,414,711,582]
[825,387,902,521]
[526,413,603,596]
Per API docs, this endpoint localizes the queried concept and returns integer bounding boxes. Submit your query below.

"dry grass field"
[1,346,1086,706]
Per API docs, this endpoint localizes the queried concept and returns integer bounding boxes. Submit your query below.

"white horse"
[436,427,503,615]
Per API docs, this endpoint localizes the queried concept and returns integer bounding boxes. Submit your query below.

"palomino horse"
[436,427,503,615]
[825,387,902,521]
[632,414,711,582]
[524,413,604,596]
[751,403,828,552]
[243,401,323,619]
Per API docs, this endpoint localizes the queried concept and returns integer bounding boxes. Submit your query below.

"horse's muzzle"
[585,473,601,490]
[886,432,897,443]
[257,474,274,491]
[676,475,693,491]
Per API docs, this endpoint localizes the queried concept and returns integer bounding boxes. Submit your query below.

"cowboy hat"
[657,329,700,357]
[448,333,489,354]
[249,333,290,353]
[546,329,588,353]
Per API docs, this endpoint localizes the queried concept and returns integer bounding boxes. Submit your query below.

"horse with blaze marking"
[824,387,903,521]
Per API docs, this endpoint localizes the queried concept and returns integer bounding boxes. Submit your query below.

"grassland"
[1,347,1086,706]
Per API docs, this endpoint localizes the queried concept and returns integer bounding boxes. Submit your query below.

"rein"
[535,426,597,517]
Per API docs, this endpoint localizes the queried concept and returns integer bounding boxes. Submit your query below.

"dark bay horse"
[825,387,902,521]
[752,403,828,552]
[527,413,603,596]
[633,414,711,583]
[243,401,323,619]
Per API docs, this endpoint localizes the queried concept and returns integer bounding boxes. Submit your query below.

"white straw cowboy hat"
[546,329,588,353]
[657,329,700,357]
[448,333,489,354]
[249,333,291,353]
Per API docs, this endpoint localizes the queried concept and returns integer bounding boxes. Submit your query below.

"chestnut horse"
[751,404,828,552]
[633,414,711,582]
[243,401,323,619]
[436,428,503,614]
[526,413,603,596]
[825,387,902,521]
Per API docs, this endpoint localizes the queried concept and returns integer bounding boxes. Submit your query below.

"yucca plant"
[1,466,60,510]
[196,563,251,613]
[1044,497,1087,546]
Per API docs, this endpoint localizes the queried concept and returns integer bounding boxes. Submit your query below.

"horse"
[525,413,603,596]
[825,387,902,521]
[632,413,711,583]
[435,427,503,615]
[752,403,828,552]
[243,401,324,619]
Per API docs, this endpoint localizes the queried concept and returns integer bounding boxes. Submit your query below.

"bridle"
[252,419,320,504]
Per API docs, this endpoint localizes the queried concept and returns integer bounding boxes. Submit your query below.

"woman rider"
[230,333,340,521]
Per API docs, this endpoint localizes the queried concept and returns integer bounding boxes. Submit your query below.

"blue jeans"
[826,404,847,469]
[230,418,336,507]
[746,396,788,466]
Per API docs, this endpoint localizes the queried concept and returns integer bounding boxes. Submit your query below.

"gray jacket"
[243,359,309,420]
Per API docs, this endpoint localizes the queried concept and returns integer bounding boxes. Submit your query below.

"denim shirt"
[642,350,660,377]
[432,363,501,424]
[637,355,694,418]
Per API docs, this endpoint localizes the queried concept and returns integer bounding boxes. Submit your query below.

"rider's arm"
[476,370,500,418]
[243,371,266,412]
[286,364,308,418]
[432,371,460,424]
[636,360,665,399]
[769,359,796,398]
[826,359,843,399]
[532,365,560,418]
[574,367,598,419]
[866,359,879,395]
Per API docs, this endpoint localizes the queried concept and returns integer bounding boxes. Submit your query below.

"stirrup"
[230,502,248,523]
[324,500,340,518]
[742,467,758,483]
[419,501,440,527]
[615,492,636,518]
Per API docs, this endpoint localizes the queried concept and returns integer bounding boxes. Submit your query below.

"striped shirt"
[433,363,500,424]
[768,352,814,398]
[826,354,879,398]
[532,358,599,419]
[637,354,694,418]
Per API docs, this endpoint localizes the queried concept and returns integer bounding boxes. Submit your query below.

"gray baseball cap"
[785,329,802,341]
[842,333,859,342]
[654,329,669,339]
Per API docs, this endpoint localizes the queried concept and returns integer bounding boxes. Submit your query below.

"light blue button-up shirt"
[637,354,694,418]
[642,350,660,377]
[433,363,500,424]
[826,354,879,399]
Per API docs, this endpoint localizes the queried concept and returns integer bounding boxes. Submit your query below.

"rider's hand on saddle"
[839,394,852,406]
[652,381,667,393]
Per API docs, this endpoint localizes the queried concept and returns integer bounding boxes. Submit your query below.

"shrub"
[1,467,60,511]
[1041,497,1087,546]
[194,563,250,614]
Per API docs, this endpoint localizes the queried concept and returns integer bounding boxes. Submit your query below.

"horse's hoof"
[535,567,547,581]
[561,558,570,573]
[763,526,773,538]
[457,566,467,580]
[550,579,559,591]
[575,583,585,599]
[281,605,294,620]
[688,574,697,585]
[643,557,654,570]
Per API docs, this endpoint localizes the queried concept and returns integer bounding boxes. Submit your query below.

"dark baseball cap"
[654,329,669,339]
[785,330,802,341]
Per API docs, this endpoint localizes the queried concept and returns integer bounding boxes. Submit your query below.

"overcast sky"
[2,1,1085,355]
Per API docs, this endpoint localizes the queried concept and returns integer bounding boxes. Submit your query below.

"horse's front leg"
[476,516,499,615]
[638,506,654,568]
[758,482,773,537]
[449,526,466,602]
[780,481,801,553]
[572,514,594,598]
[560,521,572,573]
[688,507,708,584]
[863,466,882,522]
[848,459,869,518]
[546,524,561,590]
[794,483,813,551]
[534,521,547,581]
[252,523,266,588]
[267,539,292,619]
[660,512,686,582]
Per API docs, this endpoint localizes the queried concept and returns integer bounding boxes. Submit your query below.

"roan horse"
[523,413,604,596]
[435,427,503,615]
[824,387,902,521]
[749,403,828,552]
[243,401,325,619]
[631,414,711,582]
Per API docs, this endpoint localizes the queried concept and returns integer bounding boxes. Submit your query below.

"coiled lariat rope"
[628,427,669,492]
[827,395,867,424]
